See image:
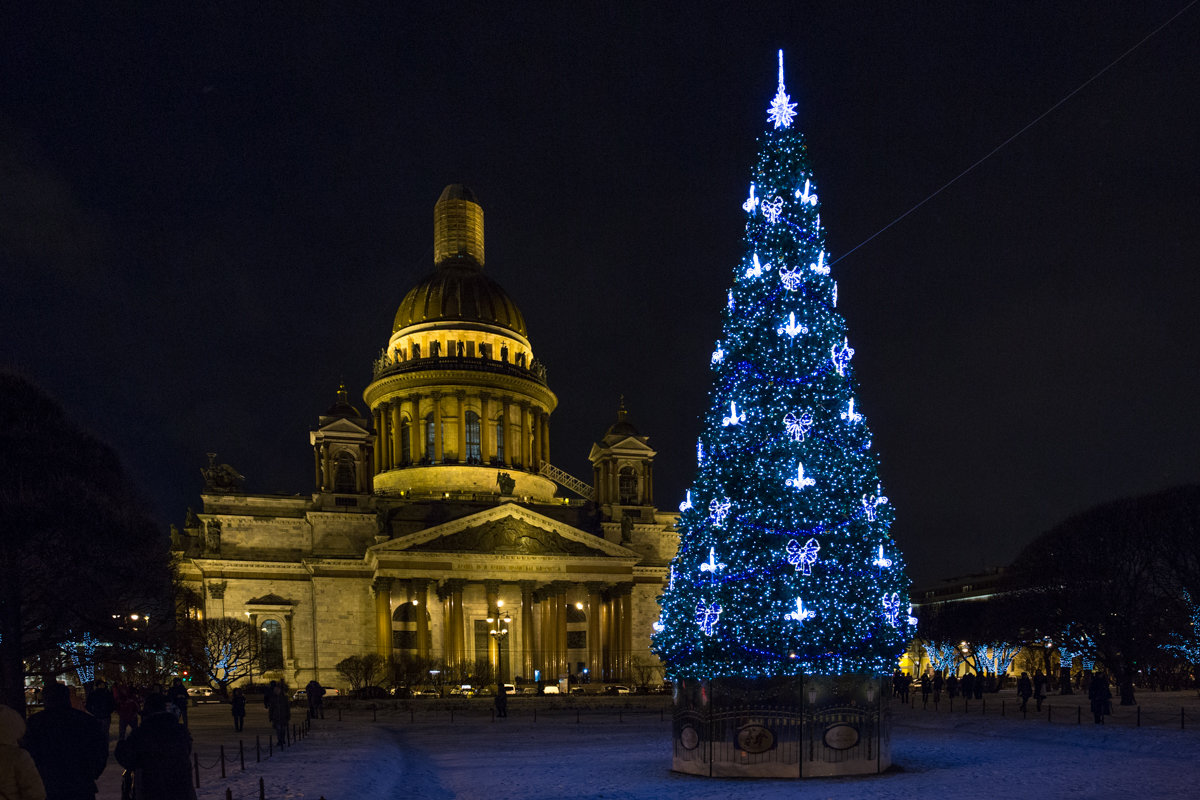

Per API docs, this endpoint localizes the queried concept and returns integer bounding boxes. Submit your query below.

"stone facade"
[173,186,678,692]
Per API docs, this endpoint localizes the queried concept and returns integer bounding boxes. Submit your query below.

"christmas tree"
[653,52,912,680]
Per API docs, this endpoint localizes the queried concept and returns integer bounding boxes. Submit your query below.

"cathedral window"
[334,451,356,493]
[260,619,284,670]
[619,467,639,505]
[425,412,435,461]
[465,411,481,463]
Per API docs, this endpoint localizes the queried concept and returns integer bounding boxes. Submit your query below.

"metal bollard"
[1001,700,1005,717]
[240,740,245,771]
[619,710,623,724]
[410,708,414,723]
[576,710,580,724]
[220,744,226,778]
[256,735,261,763]
[1182,707,1186,730]
[338,706,342,721]
[193,752,200,788]
[1048,705,1052,723]
[269,736,273,758]
[982,699,986,715]
[373,703,377,722]
[226,789,233,800]
[259,777,265,800]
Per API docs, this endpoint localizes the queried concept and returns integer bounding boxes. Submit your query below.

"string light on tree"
[778,312,808,338]
[872,544,893,569]
[700,547,727,575]
[779,264,803,291]
[862,493,888,521]
[783,410,814,441]
[795,178,818,207]
[722,401,746,426]
[785,598,816,623]
[696,600,723,636]
[743,183,759,213]
[841,398,862,424]
[679,490,693,513]
[831,338,855,376]
[810,251,829,275]
[762,196,784,223]
[708,498,731,528]
[786,537,820,575]
[766,49,798,129]
[786,463,816,490]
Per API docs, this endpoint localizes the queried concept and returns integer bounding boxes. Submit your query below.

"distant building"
[172,186,678,689]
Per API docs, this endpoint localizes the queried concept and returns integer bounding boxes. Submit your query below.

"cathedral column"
[390,401,403,469]
[456,391,467,463]
[520,402,531,470]
[618,583,634,681]
[585,582,604,682]
[538,586,552,679]
[480,392,492,463]
[600,588,613,681]
[519,580,536,681]
[433,392,444,463]
[556,583,569,678]
[445,579,465,665]
[645,462,653,504]
[484,580,500,680]
[373,578,393,660]
[501,398,512,466]
[372,407,383,474]
[540,413,550,465]
[313,447,322,490]
[408,395,422,463]
[413,579,430,660]
[321,443,332,493]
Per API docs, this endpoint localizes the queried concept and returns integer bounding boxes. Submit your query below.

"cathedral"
[172,186,679,692]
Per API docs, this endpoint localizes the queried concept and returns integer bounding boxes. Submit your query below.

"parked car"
[414,688,440,698]
[519,687,538,695]
[541,685,560,695]
[448,685,476,698]
[603,685,631,695]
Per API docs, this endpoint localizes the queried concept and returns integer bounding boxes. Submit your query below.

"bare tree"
[181,617,258,695]
[336,653,385,692]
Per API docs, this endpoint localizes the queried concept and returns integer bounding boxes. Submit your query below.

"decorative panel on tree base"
[671,675,890,778]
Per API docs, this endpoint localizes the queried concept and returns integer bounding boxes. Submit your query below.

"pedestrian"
[891,669,903,699]
[23,683,108,800]
[231,688,247,732]
[932,670,944,703]
[113,684,139,741]
[1089,671,1112,724]
[304,680,325,720]
[267,683,291,748]
[1033,670,1047,711]
[166,678,190,727]
[494,683,508,718]
[946,673,958,699]
[920,671,932,706]
[115,692,196,800]
[265,680,277,722]
[960,671,975,700]
[1017,671,1033,711]
[84,679,115,741]
[0,703,47,800]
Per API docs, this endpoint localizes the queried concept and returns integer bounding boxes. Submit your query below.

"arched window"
[494,416,505,463]
[260,619,284,670]
[334,451,356,493]
[399,419,411,464]
[425,412,435,460]
[465,411,481,463]
[619,467,638,505]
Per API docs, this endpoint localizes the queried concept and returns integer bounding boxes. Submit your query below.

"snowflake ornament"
[786,537,820,575]
[766,51,798,129]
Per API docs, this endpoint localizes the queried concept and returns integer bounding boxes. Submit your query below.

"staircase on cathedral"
[538,462,596,501]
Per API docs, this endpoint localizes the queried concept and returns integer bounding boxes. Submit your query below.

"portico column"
[556,583,569,678]
[540,414,550,465]
[456,391,467,463]
[480,392,492,463]
[585,582,604,682]
[520,581,536,681]
[408,395,421,462]
[373,578,393,660]
[520,403,531,469]
[601,589,614,681]
[484,580,500,680]
[413,579,430,659]
[446,579,465,665]
[432,393,444,463]
[390,401,403,469]
[538,587,552,679]
[617,583,634,681]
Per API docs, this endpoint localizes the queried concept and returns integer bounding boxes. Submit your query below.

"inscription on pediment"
[414,517,610,557]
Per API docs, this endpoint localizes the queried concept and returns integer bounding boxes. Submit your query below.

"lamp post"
[487,601,512,686]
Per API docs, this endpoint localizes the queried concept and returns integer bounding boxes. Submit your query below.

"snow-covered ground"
[92,690,1200,800]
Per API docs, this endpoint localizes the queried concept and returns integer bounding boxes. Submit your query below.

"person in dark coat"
[84,680,115,740]
[166,679,189,727]
[231,688,247,732]
[946,673,958,699]
[267,683,290,747]
[494,683,508,718]
[23,683,108,800]
[1016,672,1033,711]
[960,671,975,700]
[932,670,944,702]
[1033,670,1047,711]
[304,680,325,720]
[265,680,277,721]
[113,684,139,741]
[920,671,932,705]
[1089,671,1112,724]
[115,693,196,800]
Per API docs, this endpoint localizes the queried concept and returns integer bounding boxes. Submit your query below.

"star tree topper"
[767,50,798,129]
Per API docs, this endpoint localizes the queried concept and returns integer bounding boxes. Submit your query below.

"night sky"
[3,3,1198,586]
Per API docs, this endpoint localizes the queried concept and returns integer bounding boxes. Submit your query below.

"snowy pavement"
[91,691,1200,800]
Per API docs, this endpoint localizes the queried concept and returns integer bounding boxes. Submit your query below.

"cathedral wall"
[631,582,666,681]
[309,512,378,557]
[214,515,311,561]
[310,576,376,685]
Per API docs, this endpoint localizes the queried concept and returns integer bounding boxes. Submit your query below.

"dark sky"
[3,3,1198,586]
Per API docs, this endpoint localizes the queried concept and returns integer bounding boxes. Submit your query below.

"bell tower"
[588,397,657,536]
[310,382,375,503]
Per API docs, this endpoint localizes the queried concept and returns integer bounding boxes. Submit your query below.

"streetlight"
[487,600,512,685]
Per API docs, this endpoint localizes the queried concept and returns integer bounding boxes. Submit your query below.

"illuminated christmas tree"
[653,52,912,681]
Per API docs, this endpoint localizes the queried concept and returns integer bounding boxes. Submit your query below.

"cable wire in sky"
[832,0,1198,267]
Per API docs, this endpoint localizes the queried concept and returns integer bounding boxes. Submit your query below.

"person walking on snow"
[1017,672,1033,712]
[0,704,47,800]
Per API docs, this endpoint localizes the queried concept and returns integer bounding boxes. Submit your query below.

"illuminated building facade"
[173,186,678,690]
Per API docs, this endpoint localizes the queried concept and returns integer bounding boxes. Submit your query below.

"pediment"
[589,436,656,461]
[317,417,371,436]
[246,593,293,606]
[370,504,637,560]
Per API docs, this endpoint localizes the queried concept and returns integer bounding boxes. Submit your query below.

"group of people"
[1,680,195,800]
